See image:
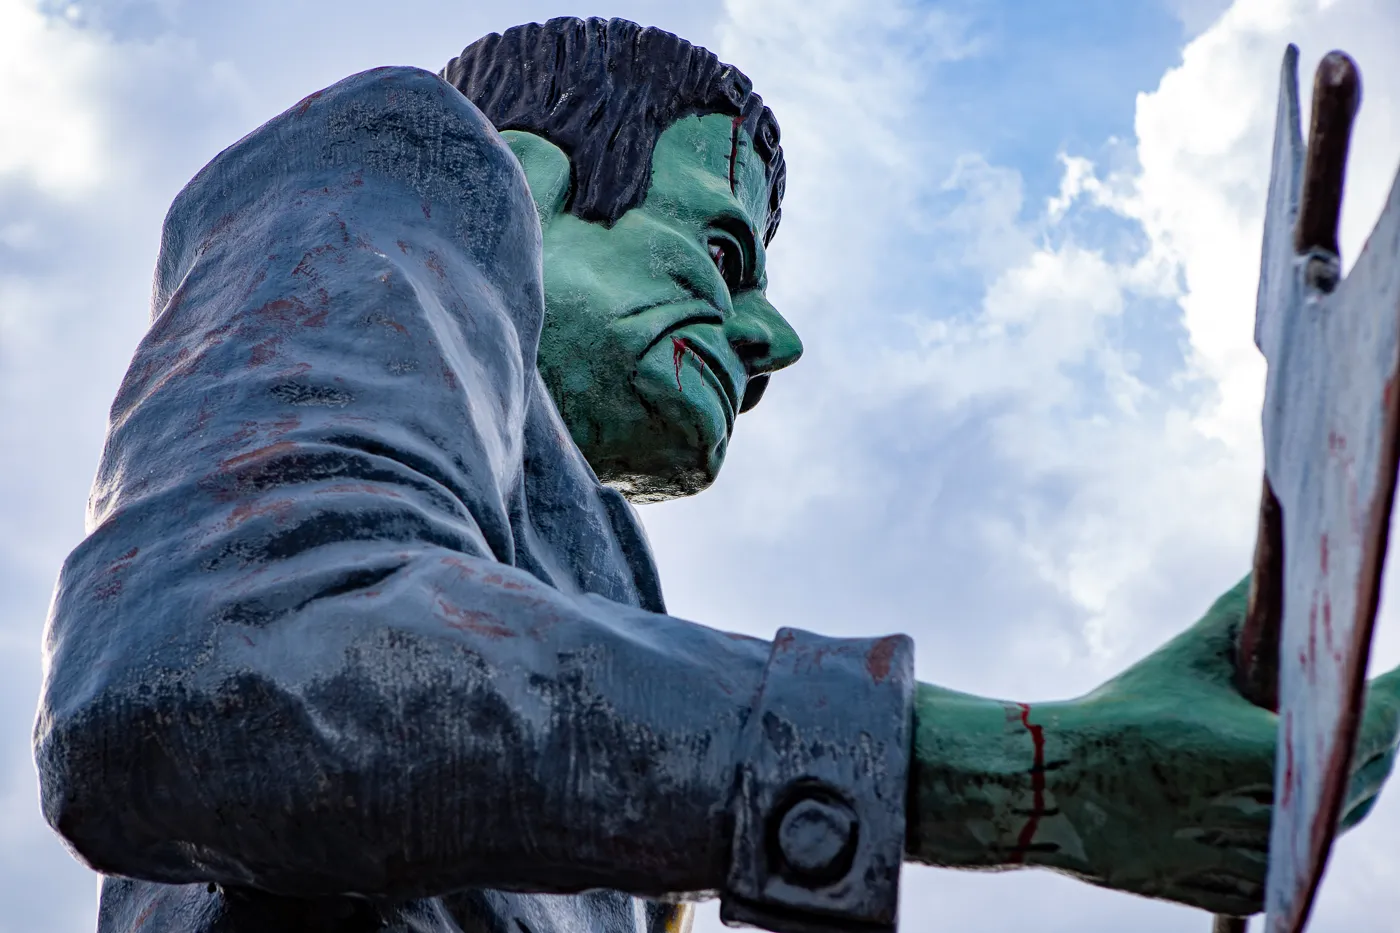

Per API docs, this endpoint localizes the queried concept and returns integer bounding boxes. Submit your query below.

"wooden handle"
[1295,51,1361,256]
[1237,477,1285,711]
[1216,51,1364,933]
[1235,51,1363,713]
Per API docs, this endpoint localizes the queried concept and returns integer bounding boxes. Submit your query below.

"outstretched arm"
[907,578,1400,917]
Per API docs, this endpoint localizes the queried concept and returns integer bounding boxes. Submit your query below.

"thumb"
[1173,575,1253,684]
[1358,664,1400,752]
[1093,576,1252,699]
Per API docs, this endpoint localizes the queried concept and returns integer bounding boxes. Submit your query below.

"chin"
[587,372,729,502]
[596,436,727,504]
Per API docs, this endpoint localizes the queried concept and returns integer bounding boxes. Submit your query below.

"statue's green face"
[503,114,802,502]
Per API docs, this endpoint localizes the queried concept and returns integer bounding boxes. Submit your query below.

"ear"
[500,130,571,226]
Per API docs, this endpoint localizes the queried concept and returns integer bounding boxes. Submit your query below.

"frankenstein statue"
[32,16,1400,933]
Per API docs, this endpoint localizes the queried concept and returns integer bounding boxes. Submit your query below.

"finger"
[1355,685,1400,772]
[1368,661,1400,694]
[1204,781,1275,815]
[1171,868,1265,917]
[1339,791,1378,833]
[1175,826,1271,853]
[1349,745,1395,796]
[1104,578,1251,692]
[1341,748,1395,831]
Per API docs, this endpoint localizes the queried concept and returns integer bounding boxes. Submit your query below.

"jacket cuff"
[721,628,915,933]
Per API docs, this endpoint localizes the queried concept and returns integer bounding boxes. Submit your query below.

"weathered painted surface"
[32,65,915,933]
[1252,48,1400,933]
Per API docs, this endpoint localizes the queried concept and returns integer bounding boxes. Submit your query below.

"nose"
[726,292,803,412]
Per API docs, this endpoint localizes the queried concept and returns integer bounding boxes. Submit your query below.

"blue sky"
[2,0,1400,931]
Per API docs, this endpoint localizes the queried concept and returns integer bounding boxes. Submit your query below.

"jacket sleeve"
[33,66,913,933]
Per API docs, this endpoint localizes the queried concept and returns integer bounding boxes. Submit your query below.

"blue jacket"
[33,66,914,933]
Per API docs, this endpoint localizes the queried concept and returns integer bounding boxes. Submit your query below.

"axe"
[1212,44,1400,933]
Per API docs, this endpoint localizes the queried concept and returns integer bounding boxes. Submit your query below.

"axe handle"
[1237,478,1286,711]
[1217,49,1361,933]
[1235,51,1362,711]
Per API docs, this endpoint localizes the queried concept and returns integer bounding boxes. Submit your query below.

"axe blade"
[1245,45,1400,933]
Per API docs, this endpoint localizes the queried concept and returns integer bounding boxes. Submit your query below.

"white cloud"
[660,0,1400,930]
[3,0,1400,930]
[0,0,108,194]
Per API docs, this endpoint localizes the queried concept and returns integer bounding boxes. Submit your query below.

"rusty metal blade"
[1250,47,1400,933]
[1218,47,1306,933]
[1234,46,1306,720]
[1252,46,1306,360]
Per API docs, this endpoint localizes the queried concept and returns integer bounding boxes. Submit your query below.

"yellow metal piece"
[658,903,694,933]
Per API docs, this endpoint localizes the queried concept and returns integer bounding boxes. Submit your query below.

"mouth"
[671,334,740,430]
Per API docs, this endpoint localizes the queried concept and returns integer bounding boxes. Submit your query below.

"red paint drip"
[1322,594,1334,650]
[1281,712,1295,807]
[866,636,899,684]
[728,115,743,193]
[1008,702,1046,865]
[672,336,688,391]
[671,336,711,392]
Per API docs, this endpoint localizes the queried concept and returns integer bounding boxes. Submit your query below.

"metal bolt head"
[775,795,858,884]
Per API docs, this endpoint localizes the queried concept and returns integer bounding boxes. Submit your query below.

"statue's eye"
[708,239,742,292]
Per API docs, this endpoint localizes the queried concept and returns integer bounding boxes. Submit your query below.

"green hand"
[907,576,1400,916]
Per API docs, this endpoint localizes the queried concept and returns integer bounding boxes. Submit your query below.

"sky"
[1,0,1399,931]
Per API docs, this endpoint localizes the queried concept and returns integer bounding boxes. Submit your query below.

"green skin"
[504,114,1400,916]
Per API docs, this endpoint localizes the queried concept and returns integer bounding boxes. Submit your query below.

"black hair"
[441,16,785,245]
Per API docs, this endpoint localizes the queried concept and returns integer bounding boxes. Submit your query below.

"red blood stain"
[866,636,899,684]
[225,498,294,530]
[295,90,324,116]
[482,572,529,592]
[1387,376,1396,410]
[132,900,159,930]
[671,336,711,391]
[1008,702,1047,865]
[1320,533,1329,575]
[219,441,298,472]
[728,115,744,192]
[421,199,432,220]
[248,336,283,367]
[251,295,326,329]
[95,548,140,601]
[241,266,269,300]
[436,599,515,638]
[672,337,689,390]
[1282,714,1295,808]
[269,416,300,438]
[1306,634,1317,683]
[1322,594,1334,651]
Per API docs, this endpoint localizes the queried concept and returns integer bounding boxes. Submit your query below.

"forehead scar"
[728,115,743,193]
